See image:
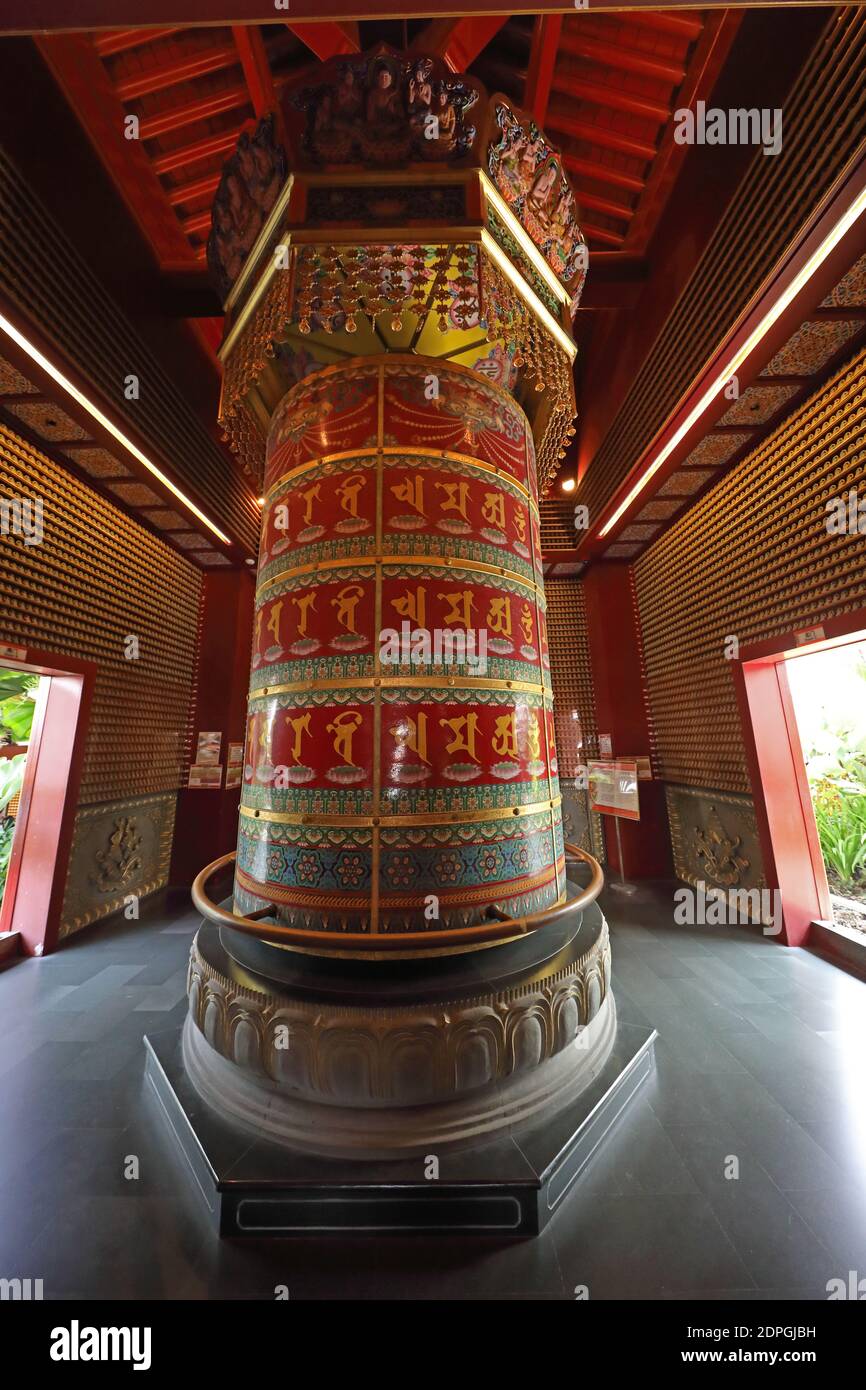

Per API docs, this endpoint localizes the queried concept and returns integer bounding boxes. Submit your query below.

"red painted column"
[583,562,672,879]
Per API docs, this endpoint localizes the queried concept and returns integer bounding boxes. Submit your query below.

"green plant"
[813,787,866,882]
[0,668,38,746]
[0,815,14,906]
[0,752,25,817]
[802,655,866,890]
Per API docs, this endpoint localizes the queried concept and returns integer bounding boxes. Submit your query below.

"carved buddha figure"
[528,160,561,228]
[367,62,403,131]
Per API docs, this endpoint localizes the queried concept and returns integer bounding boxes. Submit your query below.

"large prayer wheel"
[234,357,565,947]
[177,46,623,1176]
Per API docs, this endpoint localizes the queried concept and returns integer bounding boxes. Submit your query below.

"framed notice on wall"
[195,731,222,765]
[588,759,640,821]
[616,755,653,781]
[188,764,223,789]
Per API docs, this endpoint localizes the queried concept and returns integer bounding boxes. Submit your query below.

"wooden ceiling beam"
[581,221,625,248]
[562,153,645,195]
[524,15,562,125]
[232,24,279,118]
[624,11,704,42]
[287,21,360,62]
[577,189,634,222]
[546,108,656,162]
[94,28,179,57]
[409,16,508,71]
[138,83,251,140]
[113,44,239,101]
[623,11,743,254]
[151,129,239,175]
[181,208,212,236]
[559,32,686,85]
[2,4,722,34]
[166,171,221,206]
[551,76,670,123]
[35,33,197,268]
[812,306,866,320]
[473,56,526,95]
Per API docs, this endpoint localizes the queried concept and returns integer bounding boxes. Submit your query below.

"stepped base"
[144,1019,656,1238]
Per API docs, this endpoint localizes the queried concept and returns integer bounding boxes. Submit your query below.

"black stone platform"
[144,1018,656,1238]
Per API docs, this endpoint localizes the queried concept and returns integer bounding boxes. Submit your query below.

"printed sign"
[588,758,640,821]
[620,755,652,781]
[794,625,826,647]
[188,764,223,789]
[195,731,222,765]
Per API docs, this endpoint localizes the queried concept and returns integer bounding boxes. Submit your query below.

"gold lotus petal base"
[144,902,656,1236]
[183,900,615,1159]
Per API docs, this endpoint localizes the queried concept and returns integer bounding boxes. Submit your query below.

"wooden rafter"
[578,189,634,223]
[627,10,704,41]
[112,44,240,100]
[558,32,686,85]
[166,171,221,207]
[93,29,178,57]
[545,107,656,162]
[524,15,562,125]
[552,76,670,124]
[410,16,508,71]
[288,21,360,62]
[35,32,197,269]
[0,3,760,33]
[623,10,743,254]
[232,24,279,118]
[562,154,645,195]
[580,222,624,248]
[151,129,238,176]
[137,84,250,140]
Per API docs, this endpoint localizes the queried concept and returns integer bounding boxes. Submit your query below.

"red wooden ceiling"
[36,12,740,273]
[474,10,740,253]
[38,24,306,270]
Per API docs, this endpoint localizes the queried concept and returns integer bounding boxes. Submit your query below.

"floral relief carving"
[91,816,143,893]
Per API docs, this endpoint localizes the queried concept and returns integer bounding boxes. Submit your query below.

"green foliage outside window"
[803,654,866,894]
[0,668,38,907]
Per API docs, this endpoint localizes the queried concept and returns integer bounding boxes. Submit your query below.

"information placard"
[188,764,223,789]
[195,731,222,765]
[588,758,640,820]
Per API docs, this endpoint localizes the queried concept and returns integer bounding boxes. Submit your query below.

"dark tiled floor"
[1,882,865,1300]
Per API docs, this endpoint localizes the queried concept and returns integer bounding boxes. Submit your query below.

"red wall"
[169,568,255,888]
[583,564,672,879]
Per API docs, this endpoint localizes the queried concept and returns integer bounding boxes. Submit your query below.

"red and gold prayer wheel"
[202,46,589,957]
[233,357,565,946]
[178,49,623,1177]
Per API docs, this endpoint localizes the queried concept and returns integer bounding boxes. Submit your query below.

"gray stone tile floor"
[1,880,864,1300]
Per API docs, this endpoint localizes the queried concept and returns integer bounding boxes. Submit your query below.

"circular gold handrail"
[486,843,604,930]
[191,842,603,954]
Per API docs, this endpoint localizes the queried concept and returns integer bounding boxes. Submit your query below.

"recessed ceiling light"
[561,477,576,493]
